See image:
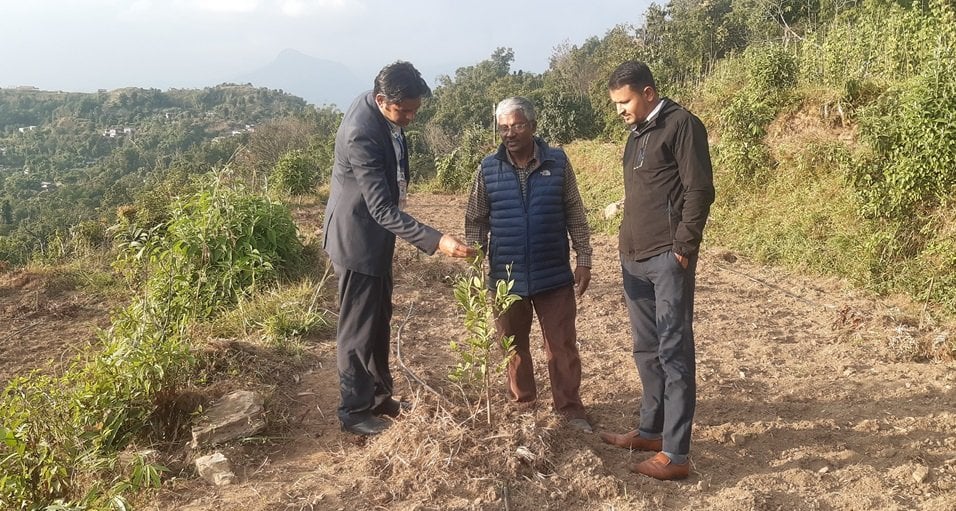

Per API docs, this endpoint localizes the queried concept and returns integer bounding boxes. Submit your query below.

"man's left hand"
[574,266,591,297]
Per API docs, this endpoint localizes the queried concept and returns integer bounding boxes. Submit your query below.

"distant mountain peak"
[235,49,364,108]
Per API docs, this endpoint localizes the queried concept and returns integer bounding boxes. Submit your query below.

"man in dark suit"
[323,61,474,436]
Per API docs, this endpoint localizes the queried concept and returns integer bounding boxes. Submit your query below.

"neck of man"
[644,98,664,123]
[508,145,534,169]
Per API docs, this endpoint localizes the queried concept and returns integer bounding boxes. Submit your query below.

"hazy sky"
[0,0,651,92]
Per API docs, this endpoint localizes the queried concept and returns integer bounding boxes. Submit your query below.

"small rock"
[515,446,536,464]
[912,465,930,484]
[603,201,623,220]
[195,452,236,486]
[818,466,830,474]
[191,390,266,448]
[719,251,737,263]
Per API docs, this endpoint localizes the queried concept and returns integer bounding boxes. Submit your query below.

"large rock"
[190,390,266,448]
[195,452,236,486]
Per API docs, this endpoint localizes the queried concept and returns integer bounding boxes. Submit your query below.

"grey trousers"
[621,250,697,456]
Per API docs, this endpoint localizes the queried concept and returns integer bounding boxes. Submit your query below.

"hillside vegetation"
[0,0,953,508]
[0,84,339,266]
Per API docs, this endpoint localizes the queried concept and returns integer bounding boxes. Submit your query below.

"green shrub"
[712,93,776,184]
[431,125,494,193]
[852,48,956,219]
[532,84,599,144]
[746,44,798,95]
[0,170,303,508]
[450,251,520,424]
[271,149,318,196]
[117,172,303,320]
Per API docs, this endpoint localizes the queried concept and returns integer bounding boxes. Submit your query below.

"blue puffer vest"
[481,139,573,297]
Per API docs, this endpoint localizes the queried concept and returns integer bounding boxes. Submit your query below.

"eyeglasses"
[497,122,530,135]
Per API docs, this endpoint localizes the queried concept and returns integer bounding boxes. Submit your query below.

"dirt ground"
[0,269,110,385]
[3,194,954,510]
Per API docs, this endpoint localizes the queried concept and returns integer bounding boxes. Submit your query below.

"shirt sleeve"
[464,165,490,253]
[563,161,593,268]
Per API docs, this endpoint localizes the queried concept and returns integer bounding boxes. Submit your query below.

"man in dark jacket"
[599,61,715,480]
[323,61,474,436]
[465,97,594,433]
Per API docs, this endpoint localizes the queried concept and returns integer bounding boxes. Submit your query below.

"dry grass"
[335,391,623,509]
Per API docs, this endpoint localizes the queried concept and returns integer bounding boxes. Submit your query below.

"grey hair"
[495,96,536,122]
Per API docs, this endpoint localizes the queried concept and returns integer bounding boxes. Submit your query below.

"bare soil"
[2,194,954,510]
[0,268,110,384]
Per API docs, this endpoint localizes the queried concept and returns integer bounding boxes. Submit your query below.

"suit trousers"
[621,250,697,456]
[495,284,586,419]
[333,263,394,426]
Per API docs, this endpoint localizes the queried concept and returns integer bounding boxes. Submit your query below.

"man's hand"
[674,252,689,269]
[438,234,477,258]
[574,266,591,297]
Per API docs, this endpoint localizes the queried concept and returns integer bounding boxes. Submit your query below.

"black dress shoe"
[341,416,390,436]
[373,398,411,418]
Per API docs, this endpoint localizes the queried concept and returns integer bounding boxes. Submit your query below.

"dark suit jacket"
[323,91,442,276]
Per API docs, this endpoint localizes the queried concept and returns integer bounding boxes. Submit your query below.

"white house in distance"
[230,124,256,136]
[102,127,134,138]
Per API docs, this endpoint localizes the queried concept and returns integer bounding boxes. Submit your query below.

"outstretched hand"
[438,234,477,258]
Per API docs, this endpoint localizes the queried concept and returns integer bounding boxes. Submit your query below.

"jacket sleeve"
[673,114,715,256]
[346,123,442,254]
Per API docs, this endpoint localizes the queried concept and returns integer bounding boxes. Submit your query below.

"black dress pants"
[333,263,394,426]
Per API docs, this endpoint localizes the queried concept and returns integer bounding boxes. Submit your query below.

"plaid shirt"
[465,143,592,268]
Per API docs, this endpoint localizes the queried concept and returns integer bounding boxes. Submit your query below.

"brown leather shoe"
[630,452,690,480]
[599,429,663,451]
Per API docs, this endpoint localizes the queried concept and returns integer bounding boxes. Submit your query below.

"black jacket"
[322,91,441,276]
[619,99,715,260]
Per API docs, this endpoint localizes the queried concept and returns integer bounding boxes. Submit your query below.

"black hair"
[373,61,431,103]
[607,61,656,91]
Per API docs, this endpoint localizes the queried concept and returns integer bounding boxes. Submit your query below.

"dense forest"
[0,0,954,508]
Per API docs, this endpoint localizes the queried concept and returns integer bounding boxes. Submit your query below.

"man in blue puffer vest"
[465,97,594,433]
